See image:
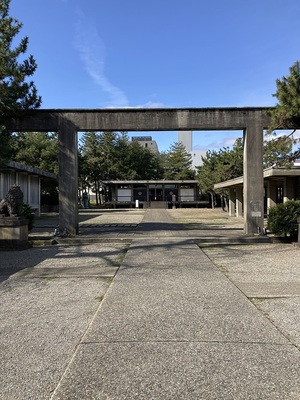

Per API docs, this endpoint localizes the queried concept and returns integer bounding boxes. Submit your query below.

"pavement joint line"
[78,340,293,346]
[249,298,300,352]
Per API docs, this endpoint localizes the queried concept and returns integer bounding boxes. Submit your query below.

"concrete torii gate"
[7,107,271,235]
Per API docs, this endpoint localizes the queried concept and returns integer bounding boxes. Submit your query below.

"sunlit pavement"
[1,208,300,399]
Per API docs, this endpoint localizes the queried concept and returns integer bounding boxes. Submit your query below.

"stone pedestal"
[0,216,31,250]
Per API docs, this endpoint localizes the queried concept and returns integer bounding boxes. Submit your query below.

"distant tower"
[178,131,192,152]
[178,131,206,169]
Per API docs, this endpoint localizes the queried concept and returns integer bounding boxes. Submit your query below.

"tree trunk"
[210,193,215,209]
[94,180,99,206]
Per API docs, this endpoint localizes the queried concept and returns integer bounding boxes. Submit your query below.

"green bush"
[267,200,300,238]
[22,203,35,232]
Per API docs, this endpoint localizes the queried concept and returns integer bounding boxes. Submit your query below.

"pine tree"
[0,0,41,162]
[163,142,195,180]
[12,132,58,174]
[267,61,300,162]
[269,61,300,131]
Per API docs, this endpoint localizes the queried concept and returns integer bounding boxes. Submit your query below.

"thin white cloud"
[192,131,243,151]
[73,10,128,108]
[130,101,170,108]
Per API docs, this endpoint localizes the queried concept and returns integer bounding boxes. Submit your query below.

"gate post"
[228,188,235,217]
[243,125,264,235]
[58,117,78,235]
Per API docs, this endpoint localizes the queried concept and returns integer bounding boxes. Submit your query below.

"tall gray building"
[178,131,192,152]
[178,131,206,169]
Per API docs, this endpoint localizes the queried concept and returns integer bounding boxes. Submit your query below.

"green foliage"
[21,203,35,232]
[162,142,195,180]
[266,61,300,164]
[267,200,300,238]
[268,61,300,131]
[12,132,58,174]
[12,131,58,197]
[0,0,41,163]
[263,135,293,168]
[121,140,164,180]
[197,149,221,194]
[80,131,163,182]
[197,138,244,195]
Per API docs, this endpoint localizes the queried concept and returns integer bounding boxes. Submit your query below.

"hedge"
[267,200,300,238]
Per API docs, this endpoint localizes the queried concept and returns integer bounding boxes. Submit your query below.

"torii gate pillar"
[243,124,264,235]
[58,118,78,235]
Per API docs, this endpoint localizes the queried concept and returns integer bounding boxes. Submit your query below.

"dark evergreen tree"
[269,61,300,131]
[0,0,41,163]
[79,131,103,205]
[12,131,58,201]
[263,135,293,168]
[12,132,58,174]
[163,142,195,180]
[267,61,300,163]
[119,140,164,180]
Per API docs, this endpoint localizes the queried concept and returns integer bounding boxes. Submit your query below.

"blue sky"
[10,0,300,151]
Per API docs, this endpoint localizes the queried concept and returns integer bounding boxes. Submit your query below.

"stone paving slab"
[12,243,126,278]
[200,243,300,298]
[231,282,300,298]
[14,264,118,278]
[82,239,287,344]
[0,277,109,400]
[50,342,300,400]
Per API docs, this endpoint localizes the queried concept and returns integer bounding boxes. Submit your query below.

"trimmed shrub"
[267,200,300,238]
[22,203,35,232]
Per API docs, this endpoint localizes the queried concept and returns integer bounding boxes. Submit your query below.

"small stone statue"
[0,185,24,217]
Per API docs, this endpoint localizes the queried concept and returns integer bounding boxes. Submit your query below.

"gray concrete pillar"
[243,125,264,234]
[267,180,277,211]
[228,188,235,216]
[236,187,243,218]
[58,118,78,235]
[284,177,295,202]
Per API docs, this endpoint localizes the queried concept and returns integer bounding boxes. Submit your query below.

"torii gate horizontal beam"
[6,107,271,132]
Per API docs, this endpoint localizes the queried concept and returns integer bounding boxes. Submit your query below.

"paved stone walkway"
[1,209,300,399]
